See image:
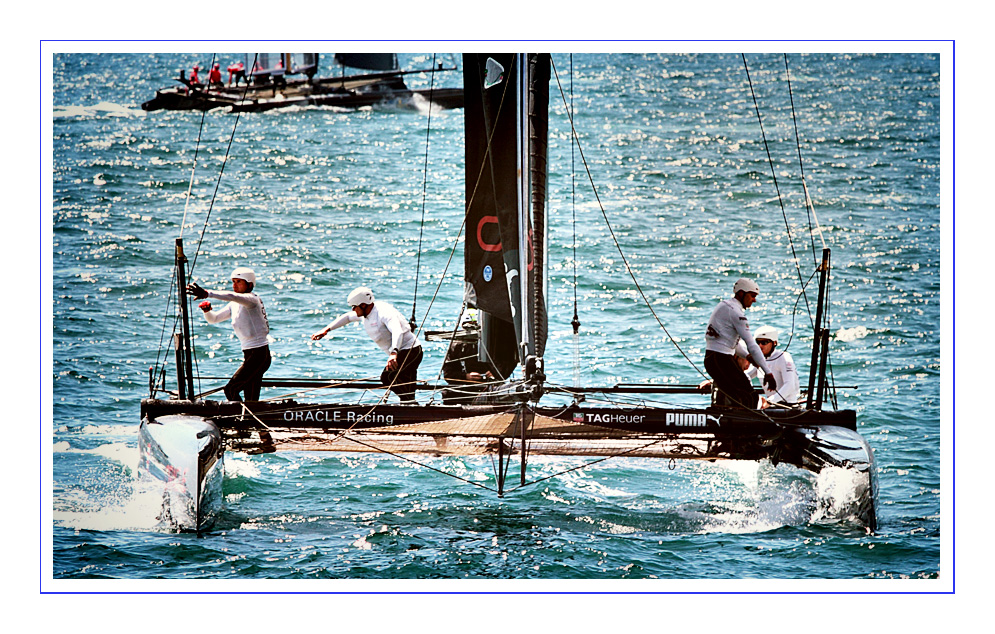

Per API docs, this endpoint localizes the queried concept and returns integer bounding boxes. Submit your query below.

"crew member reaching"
[311,287,423,402]
[187,267,271,402]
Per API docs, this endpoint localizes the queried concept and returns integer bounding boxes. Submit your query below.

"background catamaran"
[141,53,464,113]
[139,53,877,533]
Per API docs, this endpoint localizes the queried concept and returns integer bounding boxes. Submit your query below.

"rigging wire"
[569,54,580,336]
[429,300,469,402]
[409,54,517,358]
[549,57,706,379]
[783,54,821,267]
[569,54,581,386]
[765,54,839,406]
[326,55,518,418]
[339,435,501,492]
[502,437,670,494]
[178,68,212,239]
[781,53,838,407]
[780,265,820,358]
[741,53,814,327]
[190,54,257,395]
[188,54,257,278]
[157,53,219,394]
[155,55,257,393]
[228,400,526,494]
[825,265,839,409]
[151,267,178,397]
[410,53,438,331]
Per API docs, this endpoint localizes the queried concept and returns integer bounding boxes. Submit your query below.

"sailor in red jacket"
[208,63,222,89]
[227,61,246,86]
[189,64,201,85]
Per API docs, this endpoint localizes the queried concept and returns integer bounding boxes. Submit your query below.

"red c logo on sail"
[477,216,502,252]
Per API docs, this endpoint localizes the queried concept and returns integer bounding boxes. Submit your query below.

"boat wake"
[53,441,173,532]
[52,438,223,533]
[523,457,872,534]
[53,101,144,118]
[410,92,449,116]
[812,465,877,529]
[672,461,813,534]
[835,325,881,342]
[666,461,873,534]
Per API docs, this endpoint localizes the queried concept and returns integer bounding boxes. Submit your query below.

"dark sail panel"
[464,54,520,323]
[464,54,522,374]
[333,53,398,71]
[478,310,518,380]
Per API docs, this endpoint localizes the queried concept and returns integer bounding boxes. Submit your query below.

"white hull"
[138,414,224,532]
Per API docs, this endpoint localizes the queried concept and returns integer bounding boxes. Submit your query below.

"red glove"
[199,301,212,312]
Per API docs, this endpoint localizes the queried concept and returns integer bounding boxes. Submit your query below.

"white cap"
[347,286,375,306]
[231,267,256,285]
[754,325,779,342]
[733,277,759,295]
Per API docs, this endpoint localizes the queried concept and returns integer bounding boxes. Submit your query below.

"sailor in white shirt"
[311,286,423,402]
[704,277,776,408]
[188,267,271,401]
[745,326,801,406]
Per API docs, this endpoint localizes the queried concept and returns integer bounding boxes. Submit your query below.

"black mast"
[806,248,831,410]
[174,238,196,400]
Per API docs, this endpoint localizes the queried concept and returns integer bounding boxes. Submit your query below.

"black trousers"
[225,345,271,402]
[704,349,757,409]
[381,346,423,402]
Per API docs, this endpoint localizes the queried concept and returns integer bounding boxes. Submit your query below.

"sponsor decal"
[483,265,493,282]
[586,412,646,424]
[477,215,502,252]
[576,411,720,427]
[665,412,719,427]
[283,410,394,425]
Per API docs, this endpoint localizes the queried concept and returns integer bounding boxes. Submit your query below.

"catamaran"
[139,53,877,533]
[141,53,463,113]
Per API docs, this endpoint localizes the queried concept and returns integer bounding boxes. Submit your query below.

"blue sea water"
[48,51,943,588]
